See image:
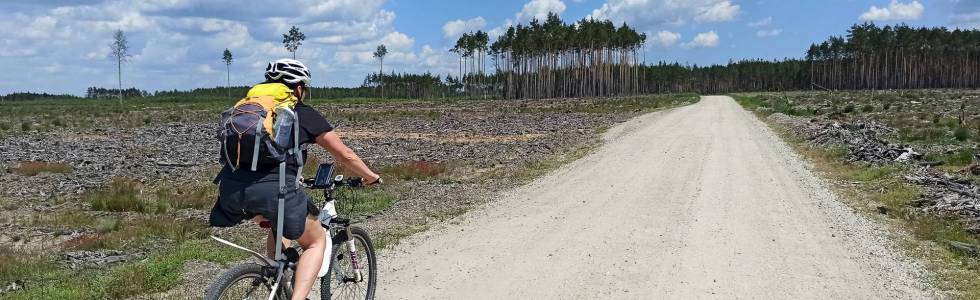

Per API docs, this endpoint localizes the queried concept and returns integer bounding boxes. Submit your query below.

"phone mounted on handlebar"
[305,163,364,189]
[310,163,335,188]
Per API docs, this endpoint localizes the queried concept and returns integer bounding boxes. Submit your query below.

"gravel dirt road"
[377,96,936,299]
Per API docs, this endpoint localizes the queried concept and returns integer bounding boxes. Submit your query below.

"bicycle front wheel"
[205,263,290,300]
[320,226,377,300]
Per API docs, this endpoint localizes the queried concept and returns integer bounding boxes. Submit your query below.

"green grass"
[380,160,453,181]
[336,187,397,216]
[86,178,215,214]
[24,210,96,230]
[0,246,55,286]
[925,149,976,168]
[8,161,73,176]
[102,239,244,298]
[529,93,697,115]
[373,221,430,250]
[66,217,208,250]
[953,126,972,141]
[513,143,598,184]
[86,178,148,212]
[732,94,814,117]
[4,239,245,300]
[846,165,901,182]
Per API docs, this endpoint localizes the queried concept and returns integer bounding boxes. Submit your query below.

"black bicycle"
[204,163,377,300]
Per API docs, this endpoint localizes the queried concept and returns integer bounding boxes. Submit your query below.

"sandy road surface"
[377,96,936,299]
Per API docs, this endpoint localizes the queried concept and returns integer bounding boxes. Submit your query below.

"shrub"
[843,104,855,113]
[9,161,73,176]
[381,160,451,180]
[0,245,53,284]
[87,179,148,212]
[20,122,31,132]
[925,149,975,167]
[954,126,971,142]
[0,122,9,131]
[861,104,875,112]
[95,217,121,233]
[153,184,215,211]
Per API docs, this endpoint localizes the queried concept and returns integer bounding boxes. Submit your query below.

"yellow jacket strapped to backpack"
[233,83,299,137]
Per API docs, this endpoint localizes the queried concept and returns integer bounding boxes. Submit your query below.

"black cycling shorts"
[209,175,318,240]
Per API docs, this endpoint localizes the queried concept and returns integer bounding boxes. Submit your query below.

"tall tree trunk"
[117,56,122,104]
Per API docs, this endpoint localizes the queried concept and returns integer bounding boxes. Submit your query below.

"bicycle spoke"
[327,236,372,300]
[220,275,271,300]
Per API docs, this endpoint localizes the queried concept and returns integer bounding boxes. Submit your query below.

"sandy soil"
[376,96,937,299]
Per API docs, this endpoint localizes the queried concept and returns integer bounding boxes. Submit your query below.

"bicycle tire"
[320,226,377,300]
[205,263,290,300]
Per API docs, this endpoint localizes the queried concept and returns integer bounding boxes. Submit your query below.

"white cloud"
[684,31,719,48]
[443,17,487,39]
[756,28,782,37]
[196,64,216,74]
[859,0,924,21]
[591,0,741,31]
[0,0,470,94]
[748,17,772,28]
[694,1,740,22]
[516,0,567,23]
[381,31,414,50]
[651,30,681,47]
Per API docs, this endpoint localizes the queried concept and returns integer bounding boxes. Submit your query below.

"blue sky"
[0,0,976,95]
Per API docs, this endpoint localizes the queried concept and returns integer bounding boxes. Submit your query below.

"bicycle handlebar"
[302,176,363,189]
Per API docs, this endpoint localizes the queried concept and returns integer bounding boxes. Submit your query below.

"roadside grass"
[737,95,980,299]
[25,210,96,229]
[65,217,207,250]
[781,125,980,299]
[4,239,245,300]
[102,239,244,298]
[374,221,430,250]
[8,161,73,176]
[733,94,816,117]
[924,148,976,168]
[0,245,54,286]
[86,178,215,213]
[528,93,698,115]
[513,142,599,184]
[379,160,453,181]
[335,187,398,216]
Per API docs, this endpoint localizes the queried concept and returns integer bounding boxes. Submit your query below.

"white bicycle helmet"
[265,58,311,86]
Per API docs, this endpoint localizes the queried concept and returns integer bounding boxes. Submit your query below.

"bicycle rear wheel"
[205,263,290,300]
[320,226,377,300]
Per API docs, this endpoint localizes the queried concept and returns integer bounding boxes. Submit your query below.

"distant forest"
[3,21,979,101]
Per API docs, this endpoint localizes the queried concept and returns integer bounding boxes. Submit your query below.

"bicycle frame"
[210,162,367,299]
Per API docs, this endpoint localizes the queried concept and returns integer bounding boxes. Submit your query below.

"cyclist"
[209,58,382,300]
